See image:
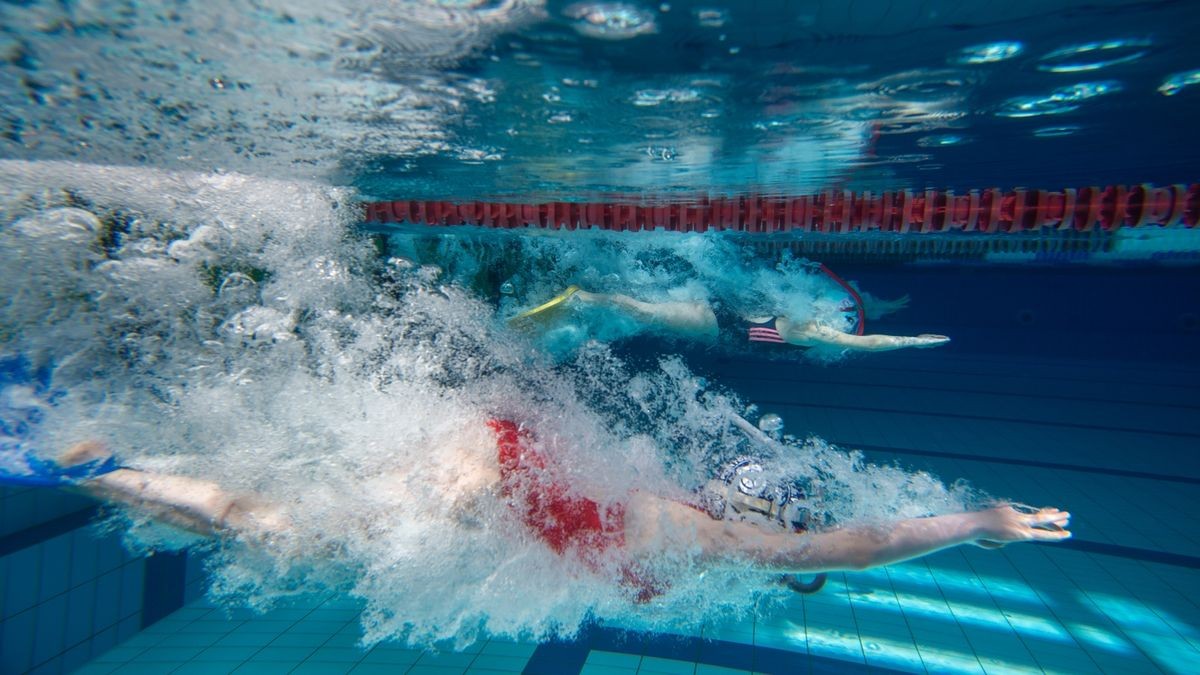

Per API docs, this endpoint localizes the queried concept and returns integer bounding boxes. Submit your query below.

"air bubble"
[995,81,1120,118]
[950,41,1023,65]
[563,2,658,40]
[644,145,676,161]
[758,413,783,434]
[1036,38,1151,73]
[694,8,729,28]
[916,134,970,147]
[1033,125,1081,137]
[1158,69,1200,96]
[632,88,701,107]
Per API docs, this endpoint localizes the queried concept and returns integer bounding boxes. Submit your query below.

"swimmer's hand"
[911,334,950,348]
[971,504,1071,549]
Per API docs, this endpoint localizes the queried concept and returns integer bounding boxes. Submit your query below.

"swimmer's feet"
[54,440,120,482]
[508,285,582,326]
[60,440,113,467]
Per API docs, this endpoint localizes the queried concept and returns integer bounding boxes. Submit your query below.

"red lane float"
[363,184,1200,234]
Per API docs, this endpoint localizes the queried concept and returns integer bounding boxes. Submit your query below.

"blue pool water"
[2,1,1199,674]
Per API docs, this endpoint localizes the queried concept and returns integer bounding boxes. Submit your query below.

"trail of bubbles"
[0,160,979,647]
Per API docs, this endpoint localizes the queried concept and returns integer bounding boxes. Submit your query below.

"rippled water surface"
[2,1,1197,199]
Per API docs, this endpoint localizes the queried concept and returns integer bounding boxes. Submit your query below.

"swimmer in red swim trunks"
[56,419,1070,590]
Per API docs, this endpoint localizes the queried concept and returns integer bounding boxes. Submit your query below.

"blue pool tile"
[579,666,636,675]
[92,569,123,630]
[89,625,121,660]
[3,546,40,616]
[116,615,142,643]
[408,667,479,675]
[198,645,262,661]
[217,632,280,648]
[290,662,355,675]
[1,606,36,673]
[290,619,347,634]
[64,581,97,648]
[33,593,68,660]
[28,654,62,675]
[415,651,477,668]
[269,632,324,647]
[639,634,700,662]
[359,646,423,665]
[309,646,370,662]
[752,648,808,674]
[234,661,298,674]
[155,631,224,648]
[110,663,180,675]
[321,632,366,648]
[637,655,695,674]
[465,653,529,671]
[694,665,751,675]
[236,620,293,634]
[61,642,93,673]
[136,645,204,662]
[351,665,411,675]
[173,662,245,674]
[118,563,145,620]
[182,619,241,636]
[95,538,126,575]
[586,650,642,668]
[72,664,120,675]
[481,640,536,658]
[695,641,755,671]
[251,646,318,662]
[38,533,73,601]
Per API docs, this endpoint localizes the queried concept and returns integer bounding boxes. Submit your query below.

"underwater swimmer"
[512,281,948,353]
[50,422,1069,595]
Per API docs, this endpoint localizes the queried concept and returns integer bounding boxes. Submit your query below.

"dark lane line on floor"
[1054,540,1200,570]
[838,440,1200,485]
[762,400,1200,439]
[0,505,100,557]
[523,623,899,675]
[712,356,1200,390]
[719,372,1200,412]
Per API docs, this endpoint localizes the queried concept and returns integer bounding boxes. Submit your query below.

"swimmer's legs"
[575,290,719,340]
[62,442,291,540]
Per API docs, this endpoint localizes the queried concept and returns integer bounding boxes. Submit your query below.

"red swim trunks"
[489,419,663,601]
[489,419,626,556]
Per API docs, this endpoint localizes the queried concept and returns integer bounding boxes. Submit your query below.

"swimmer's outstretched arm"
[779,320,949,352]
[625,495,1069,573]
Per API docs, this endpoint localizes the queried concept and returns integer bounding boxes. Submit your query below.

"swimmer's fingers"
[1027,523,1072,541]
[978,504,1071,545]
[1017,506,1071,540]
[913,334,950,348]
